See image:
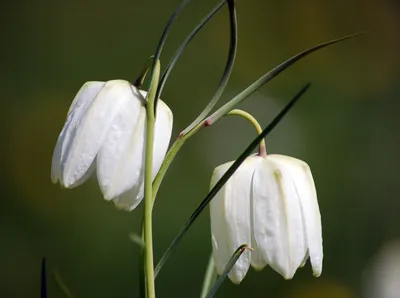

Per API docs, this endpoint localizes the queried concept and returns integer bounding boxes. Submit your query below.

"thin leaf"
[205,245,249,298]
[53,271,74,298]
[41,257,47,298]
[181,0,237,135]
[133,55,155,89]
[200,255,218,298]
[156,0,227,100]
[154,83,312,277]
[209,31,369,124]
[151,0,194,112]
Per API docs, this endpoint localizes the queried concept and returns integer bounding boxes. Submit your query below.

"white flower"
[51,79,173,211]
[210,154,322,284]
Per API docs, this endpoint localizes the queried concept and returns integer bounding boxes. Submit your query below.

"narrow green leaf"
[200,254,218,298]
[133,55,155,89]
[205,245,249,298]
[154,83,311,278]
[209,31,368,124]
[53,271,74,298]
[181,0,237,135]
[151,0,194,112]
[41,257,47,298]
[156,0,228,100]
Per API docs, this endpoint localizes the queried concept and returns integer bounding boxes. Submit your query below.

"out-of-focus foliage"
[1,0,399,297]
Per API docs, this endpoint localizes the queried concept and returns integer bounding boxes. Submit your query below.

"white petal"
[97,88,173,210]
[112,184,143,211]
[51,81,105,185]
[251,156,307,279]
[152,99,173,180]
[210,156,262,284]
[270,155,323,277]
[61,80,131,188]
[138,90,173,185]
[96,85,145,199]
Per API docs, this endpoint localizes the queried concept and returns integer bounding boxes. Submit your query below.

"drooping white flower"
[51,79,173,211]
[210,154,322,284]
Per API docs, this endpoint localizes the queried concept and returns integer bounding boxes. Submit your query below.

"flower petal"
[251,156,307,279]
[112,184,143,211]
[96,85,145,200]
[97,89,173,210]
[51,81,104,185]
[270,155,323,277]
[61,80,131,188]
[210,156,262,284]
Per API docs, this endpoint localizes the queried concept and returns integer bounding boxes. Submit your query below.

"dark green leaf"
[205,245,249,298]
[41,257,47,298]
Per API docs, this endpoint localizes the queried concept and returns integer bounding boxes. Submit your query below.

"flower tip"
[228,272,245,285]
[283,275,293,280]
[313,271,321,278]
[50,175,58,185]
[312,265,322,277]
[251,264,265,272]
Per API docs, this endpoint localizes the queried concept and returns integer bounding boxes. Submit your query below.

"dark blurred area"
[1,0,400,297]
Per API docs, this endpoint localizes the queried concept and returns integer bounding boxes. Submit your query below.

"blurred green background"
[2,0,400,297]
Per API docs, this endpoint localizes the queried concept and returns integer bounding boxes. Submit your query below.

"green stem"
[144,60,161,298]
[152,121,203,203]
[227,109,266,156]
[200,255,218,298]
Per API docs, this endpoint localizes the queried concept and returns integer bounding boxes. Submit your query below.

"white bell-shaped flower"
[210,154,322,284]
[51,79,173,211]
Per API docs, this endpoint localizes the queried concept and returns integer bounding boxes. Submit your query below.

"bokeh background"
[2,0,400,297]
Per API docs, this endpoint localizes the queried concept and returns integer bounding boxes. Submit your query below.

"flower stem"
[152,121,202,203]
[200,255,218,298]
[227,109,266,156]
[143,60,161,298]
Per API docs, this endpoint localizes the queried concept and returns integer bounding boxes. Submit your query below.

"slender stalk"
[143,60,161,298]
[152,121,203,203]
[200,255,218,298]
[227,109,266,156]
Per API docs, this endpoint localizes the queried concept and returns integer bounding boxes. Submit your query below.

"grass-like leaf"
[205,245,249,298]
[180,0,237,135]
[156,0,228,99]
[154,83,312,278]
[209,31,368,123]
[41,257,47,298]
[150,0,193,112]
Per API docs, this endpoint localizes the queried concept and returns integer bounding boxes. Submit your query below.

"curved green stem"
[152,122,202,203]
[227,109,266,156]
[144,60,161,298]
